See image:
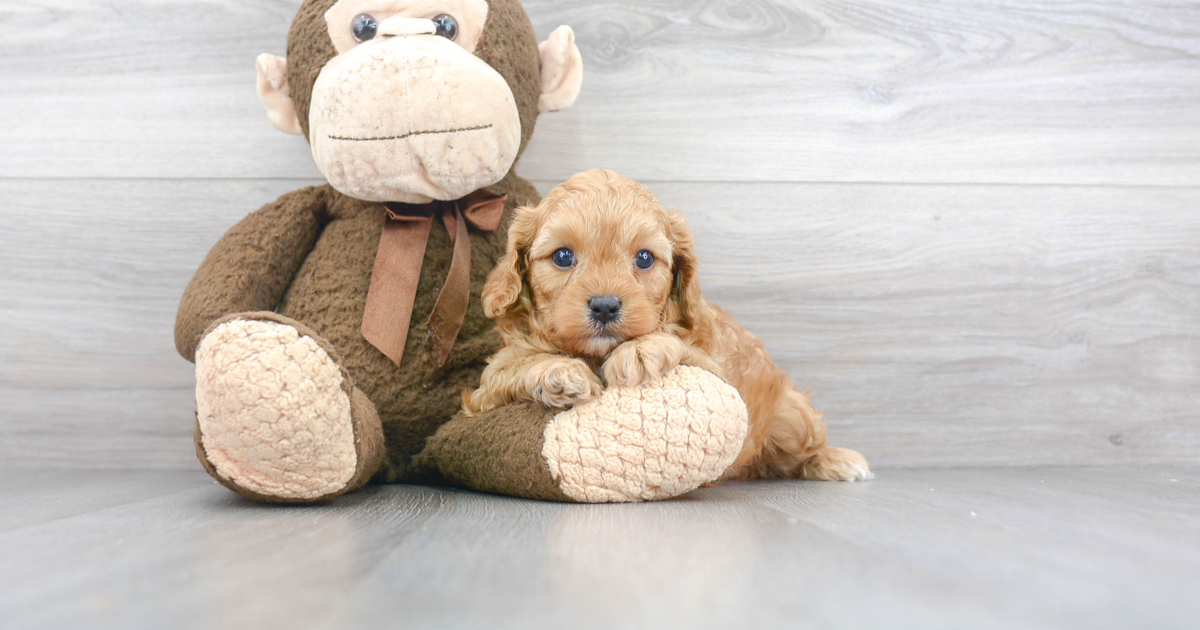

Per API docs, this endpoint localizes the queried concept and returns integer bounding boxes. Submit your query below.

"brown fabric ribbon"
[361,191,507,368]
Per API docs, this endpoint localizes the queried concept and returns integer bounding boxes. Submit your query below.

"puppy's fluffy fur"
[465,170,871,481]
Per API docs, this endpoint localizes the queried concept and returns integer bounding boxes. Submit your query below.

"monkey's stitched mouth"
[328,124,493,142]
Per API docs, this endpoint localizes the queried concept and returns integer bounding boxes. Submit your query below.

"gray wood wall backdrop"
[1,0,1197,470]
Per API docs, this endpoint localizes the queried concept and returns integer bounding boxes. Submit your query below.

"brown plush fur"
[466,170,872,481]
[411,402,572,501]
[176,0,546,483]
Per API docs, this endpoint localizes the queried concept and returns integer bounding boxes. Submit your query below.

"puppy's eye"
[634,250,655,270]
[551,247,576,269]
[352,14,378,42]
[432,14,459,40]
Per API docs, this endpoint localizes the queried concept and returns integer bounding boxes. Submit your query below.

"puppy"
[464,169,871,481]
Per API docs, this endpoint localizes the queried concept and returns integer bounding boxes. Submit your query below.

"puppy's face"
[526,193,674,357]
[484,170,694,358]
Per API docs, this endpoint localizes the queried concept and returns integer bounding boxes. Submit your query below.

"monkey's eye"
[551,248,575,269]
[432,14,458,40]
[635,250,656,270]
[352,14,378,42]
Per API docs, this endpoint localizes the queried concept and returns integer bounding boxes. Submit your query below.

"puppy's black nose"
[588,296,621,325]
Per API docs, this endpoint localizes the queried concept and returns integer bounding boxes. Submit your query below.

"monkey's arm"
[175,185,329,361]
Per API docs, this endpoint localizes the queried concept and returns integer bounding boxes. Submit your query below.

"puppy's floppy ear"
[482,205,538,320]
[668,210,705,330]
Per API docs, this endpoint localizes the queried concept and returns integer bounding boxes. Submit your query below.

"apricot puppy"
[465,169,871,481]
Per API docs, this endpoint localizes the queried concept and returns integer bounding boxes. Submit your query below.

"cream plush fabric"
[195,319,359,500]
[307,30,522,203]
[542,366,749,503]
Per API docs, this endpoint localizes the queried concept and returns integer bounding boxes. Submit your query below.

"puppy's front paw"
[533,359,603,409]
[602,334,686,387]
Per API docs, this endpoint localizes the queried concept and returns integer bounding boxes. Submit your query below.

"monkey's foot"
[420,366,748,503]
[193,314,383,503]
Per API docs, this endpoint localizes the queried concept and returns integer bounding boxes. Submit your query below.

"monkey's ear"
[255,53,303,135]
[537,26,584,114]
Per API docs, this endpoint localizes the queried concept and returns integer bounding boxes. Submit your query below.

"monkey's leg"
[193,312,385,503]
[414,366,749,503]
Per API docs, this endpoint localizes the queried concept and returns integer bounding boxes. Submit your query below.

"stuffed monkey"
[176,0,748,504]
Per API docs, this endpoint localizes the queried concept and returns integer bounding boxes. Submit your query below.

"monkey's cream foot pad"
[542,365,749,503]
[194,319,357,501]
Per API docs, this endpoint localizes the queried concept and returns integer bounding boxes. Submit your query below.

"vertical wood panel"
[1,179,1196,468]
[2,1,1199,184]
[0,0,1196,469]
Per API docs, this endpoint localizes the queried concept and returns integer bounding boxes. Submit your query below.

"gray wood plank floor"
[1,467,1196,630]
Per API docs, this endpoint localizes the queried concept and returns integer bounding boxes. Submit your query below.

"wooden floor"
[1,467,1196,630]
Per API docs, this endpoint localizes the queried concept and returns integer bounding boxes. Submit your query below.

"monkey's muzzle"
[308,35,522,204]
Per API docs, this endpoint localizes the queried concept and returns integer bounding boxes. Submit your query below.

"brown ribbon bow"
[361,190,507,368]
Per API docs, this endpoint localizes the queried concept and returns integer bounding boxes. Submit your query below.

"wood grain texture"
[0,469,205,532]
[2,0,1200,184]
[1,178,1196,469]
[0,178,325,468]
[646,181,1200,467]
[0,467,1197,629]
